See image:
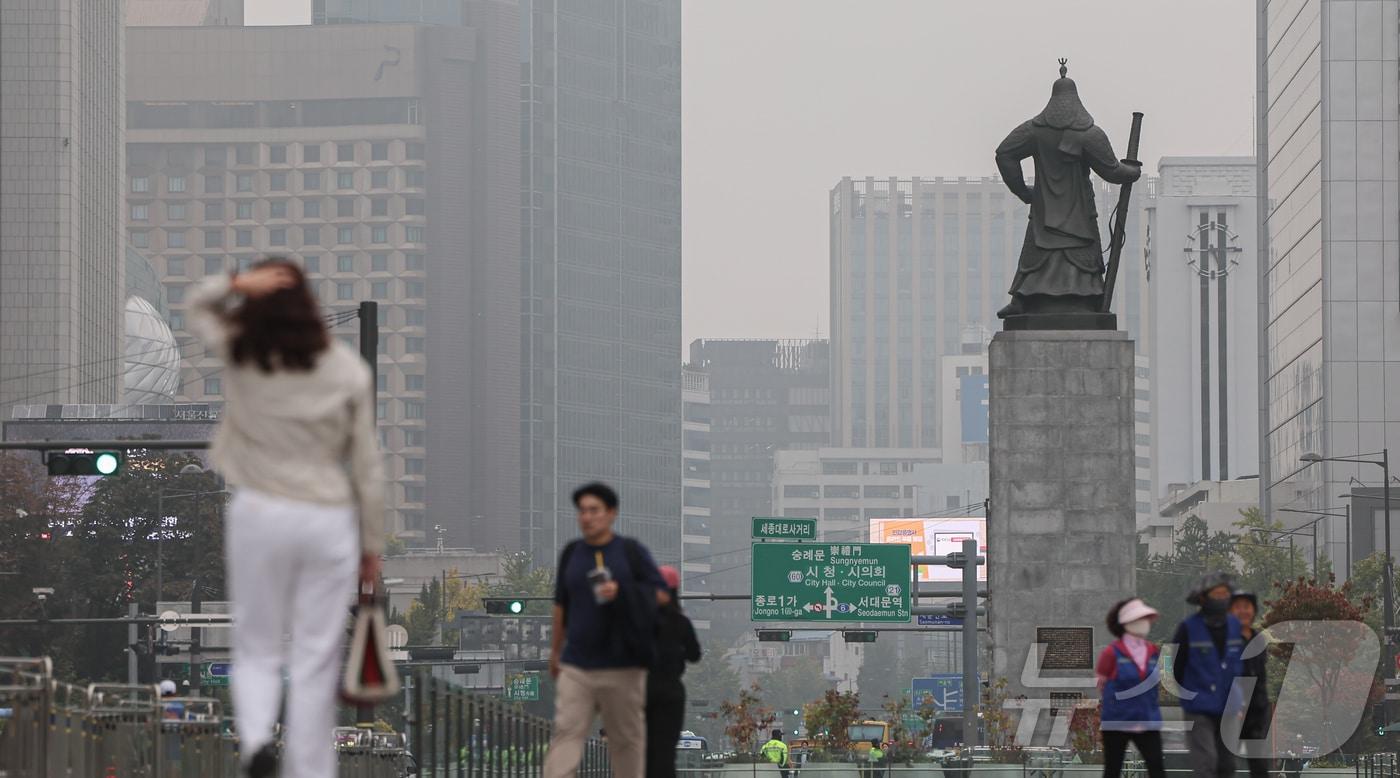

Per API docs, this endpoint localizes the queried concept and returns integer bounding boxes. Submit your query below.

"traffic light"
[757,630,791,642]
[844,630,878,643]
[1374,704,1388,737]
[46,450,121,477]
[485,598,526,615]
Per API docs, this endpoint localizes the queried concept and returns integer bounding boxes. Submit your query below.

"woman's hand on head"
[233,266,297,298]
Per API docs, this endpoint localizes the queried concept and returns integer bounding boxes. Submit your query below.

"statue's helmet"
[1033,69,1095,131]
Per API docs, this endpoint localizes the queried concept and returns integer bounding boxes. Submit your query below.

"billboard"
[869,517,987,582]
[959,374,989,444]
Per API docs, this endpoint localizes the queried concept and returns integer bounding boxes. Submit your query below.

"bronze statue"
[995,60,1142,327]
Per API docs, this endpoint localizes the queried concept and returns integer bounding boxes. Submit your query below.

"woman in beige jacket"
[190,259,383,778]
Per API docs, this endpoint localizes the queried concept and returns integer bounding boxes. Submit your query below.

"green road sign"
[751,542,911,622]
[199,662,231,687]
[752,517,817,540]
[506,672,540,702]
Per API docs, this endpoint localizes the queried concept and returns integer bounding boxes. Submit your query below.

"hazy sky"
[247,0,1256,348]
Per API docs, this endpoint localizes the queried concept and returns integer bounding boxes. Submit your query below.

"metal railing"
[1359,753,1399,778]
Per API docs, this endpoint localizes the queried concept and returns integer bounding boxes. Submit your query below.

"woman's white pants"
[225,488,357,778]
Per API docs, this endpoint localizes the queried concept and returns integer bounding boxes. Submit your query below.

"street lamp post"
[1277,508,1348,577]
[155,465,226,606]
[1302,450,1392,676]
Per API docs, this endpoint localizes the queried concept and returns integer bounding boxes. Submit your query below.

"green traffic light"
[95,452,120,475]
[509,600,524,614]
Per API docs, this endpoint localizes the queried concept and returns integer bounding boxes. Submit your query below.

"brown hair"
[228,257,328,373]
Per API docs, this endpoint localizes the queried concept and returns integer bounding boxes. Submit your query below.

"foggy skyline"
[246,0,1256,347]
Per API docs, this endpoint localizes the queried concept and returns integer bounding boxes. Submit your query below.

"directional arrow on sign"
[824,587,837,619]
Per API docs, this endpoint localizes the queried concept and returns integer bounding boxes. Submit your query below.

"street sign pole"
[961,537,979,748]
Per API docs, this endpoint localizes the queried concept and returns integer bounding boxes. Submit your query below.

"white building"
[681,368,712,630]
[1146,158,1260,521]
[771,448,943,542]
[1146,477,1261,558]
[725,631,861,692]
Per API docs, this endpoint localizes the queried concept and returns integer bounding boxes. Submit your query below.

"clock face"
[1183,219,1242,280]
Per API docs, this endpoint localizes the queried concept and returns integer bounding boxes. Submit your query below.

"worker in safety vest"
[760,729,790,778]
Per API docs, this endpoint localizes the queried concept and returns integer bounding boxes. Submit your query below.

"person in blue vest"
[1171,572,1245,778]
[1096,598,1166,778]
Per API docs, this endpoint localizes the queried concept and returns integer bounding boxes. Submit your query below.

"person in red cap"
[1096,597,1166,778]
[645,565,701,778]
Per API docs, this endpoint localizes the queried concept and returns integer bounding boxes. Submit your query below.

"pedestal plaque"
[1036,627,1094,670]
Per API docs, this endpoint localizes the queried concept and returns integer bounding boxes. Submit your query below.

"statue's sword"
[1100,111,1144,314]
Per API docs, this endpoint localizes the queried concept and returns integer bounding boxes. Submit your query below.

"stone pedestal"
[987,330,1138,718]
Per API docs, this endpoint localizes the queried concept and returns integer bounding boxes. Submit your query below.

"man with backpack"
[544,482,669,778]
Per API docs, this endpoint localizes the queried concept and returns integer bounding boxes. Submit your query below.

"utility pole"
[127,602,138,685]
[359,301,378,403]
[189,578,202,695]
[961,537,979,749]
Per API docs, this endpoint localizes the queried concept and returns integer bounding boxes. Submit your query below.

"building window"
[405,226,424,243]
[237,256,254,273]
[337,281,354,300]
[371,253,388,272]
[371,198,388,217]
[167,231,186,248]
[269,144,287,164]
[167,202,187,221]
[303,143,320,163]
[405,253,425,271]
[236,174,253,192]
[166,284,185,304]
[376,400,387,420]
[203,175,223,194]
[403,485,424,503]
[337,254,355,273]
[403,400,424,419]
[131,176,149,193]
[204,377,222,395]
[303,199,321,218]
[167,175,186,193]
[338,226,354,244]
[236,202,253,220]
[372,226,388,243]
[268,172,287,191]
[406,308,425,326]
[404,458,424,475]
[130,204,149,221]
[337,198,355,218]
[337,171,354,189]
[166,257,186,276]
[169,311,185,331]
[337,143,354,162]
[371,142,389,161]
[204,230,223,248]
[406,169,426,187]
[370,281,388,299]
[405,198,425,216]
[130,231,150,248]
[303,171,321,190]
[303,226,320,245]
[405,429,425,447]
[269,201,287,219]
[235,229,252,248]
[203,146,225,166]
[406,142,424,160]
[371,170,389,189]
[235,145,254,165]
[405,281,425,299]
[204,256,224,274]
[303,255,320,274]
[406,374,425,391]
[405,337,425,353]
[269,228,286,246]
[203,201,223,220]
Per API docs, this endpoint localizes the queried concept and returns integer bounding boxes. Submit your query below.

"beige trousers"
[543,664,648,778]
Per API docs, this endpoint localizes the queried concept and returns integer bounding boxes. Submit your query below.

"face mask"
[1123,618,1151,638]
[1201,597,1229,617]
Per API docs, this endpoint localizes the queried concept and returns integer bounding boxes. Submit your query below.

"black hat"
[1231,589,1259,610]
[1187,571,1236,605]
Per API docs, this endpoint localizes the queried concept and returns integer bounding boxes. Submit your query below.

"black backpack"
[557,537,658,667]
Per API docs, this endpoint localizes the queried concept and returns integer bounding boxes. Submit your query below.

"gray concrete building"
[0,1,126,410]
[125,0,244,26]
[685,338,829,637]
[828,177,1151,452]
[124,21,521,547]
[681,367,711,630]
[1257,0,1400,566]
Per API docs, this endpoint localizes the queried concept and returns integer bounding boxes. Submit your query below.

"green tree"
[803,688,862,753]
[720,682,775,755]
[1234,507,1307,594]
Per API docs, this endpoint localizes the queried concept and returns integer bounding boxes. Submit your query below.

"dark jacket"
[649,601,700,689]
[1240,627,1271,737]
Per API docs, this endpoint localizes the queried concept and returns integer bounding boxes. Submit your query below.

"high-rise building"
[0,1,126,410]
[828,177,1151,453]
[519,0,684,565]
[125,0,244,26]
[1145,157,1259,512]
[686,338,830,637]
[680,367,711,630]
[1256,0,1400,565]
[124,21,521,546]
